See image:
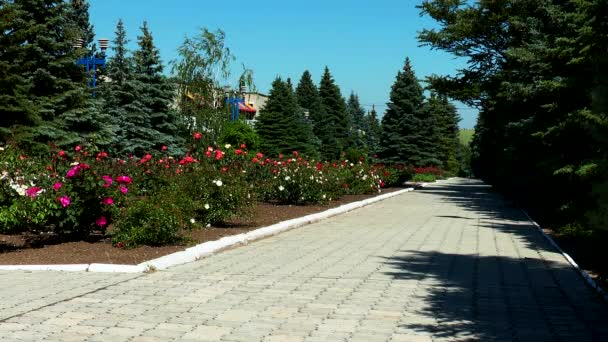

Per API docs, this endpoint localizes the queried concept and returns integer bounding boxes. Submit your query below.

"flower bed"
[1,136,442,251]
[0,189,405,265]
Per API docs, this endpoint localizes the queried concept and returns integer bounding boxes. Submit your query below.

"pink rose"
[25,187,42,198]
[102,175,113,187]
[58,196,70,207]
[95,216,108,227]
[119,186,128,194]
[52,182,62,191]
[102,197,114,205]
[115,175,132,184]
[75,145,81,152]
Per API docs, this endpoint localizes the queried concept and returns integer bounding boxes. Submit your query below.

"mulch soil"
[0,188,405,266]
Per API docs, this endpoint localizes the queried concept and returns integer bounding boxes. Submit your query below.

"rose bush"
[0,140,443,247]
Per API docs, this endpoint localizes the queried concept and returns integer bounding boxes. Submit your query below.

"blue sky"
[89,0,478,128]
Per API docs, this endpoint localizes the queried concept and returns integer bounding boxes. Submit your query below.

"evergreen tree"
[0,0,109,152]
[295,70,326,150]
[364,106,382,155]
[120,21,181,154]
[424,93,460,173]
[418,0,608,231]
[346,92,367,149]
[318,67,351,159]
[379,58,432,165]
[256,78,316,157]
[68,0,94,53]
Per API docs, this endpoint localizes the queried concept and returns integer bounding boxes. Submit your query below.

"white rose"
[279,185,285,191]
[190,218,196,224]
[224,144,231,149]
[204,204,210,210]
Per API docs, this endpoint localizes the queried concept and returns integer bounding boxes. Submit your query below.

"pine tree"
[346,92,367,149]
[295,70,326,149]
[118,21,181,154]
[318,67,351,160]
[0,0,109,152]
[256,78,316,157]
[379,58,428,165]
[424,94,460,172]
[364,106,382,155]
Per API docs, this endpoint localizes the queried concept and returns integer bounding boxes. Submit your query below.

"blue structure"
[75,38,109,96]
[76,55,106,95]
[225,95,243,122]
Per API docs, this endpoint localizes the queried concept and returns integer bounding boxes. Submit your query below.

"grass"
[459,128,475,146]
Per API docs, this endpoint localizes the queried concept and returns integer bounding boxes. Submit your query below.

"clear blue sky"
[89,0,478,128]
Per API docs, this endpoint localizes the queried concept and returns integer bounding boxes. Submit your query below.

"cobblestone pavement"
[1,178,607,341]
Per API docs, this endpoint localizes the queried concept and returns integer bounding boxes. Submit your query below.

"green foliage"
[364,107,382,155]
[111,200,184,248]
[347,92,367,149]
[412,173,437,183]
[256,78,317,157]
[380,58,440,165]
[219,121,260,151]
[171,28,234,144]
[419,0,608,233]
[318,67,352,160]
[0,0,108,152]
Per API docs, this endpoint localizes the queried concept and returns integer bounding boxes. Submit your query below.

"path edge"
[521,209,608,302]
[0,185,421,273]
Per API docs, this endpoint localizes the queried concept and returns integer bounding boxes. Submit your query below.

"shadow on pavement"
[381,250,608,341]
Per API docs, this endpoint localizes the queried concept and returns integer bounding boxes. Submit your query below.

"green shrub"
[412,173,437,182]
[111,200,185,248]
[219,120,260,150]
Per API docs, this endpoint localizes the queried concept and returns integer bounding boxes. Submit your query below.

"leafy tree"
[171,28,235,144]
[318,67,351,159]
[379,58,437,165]
[256,78,317,157]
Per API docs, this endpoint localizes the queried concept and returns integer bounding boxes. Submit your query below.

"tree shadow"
[419,179,556,254]
[381,250,608,341]
[378,179,608,340]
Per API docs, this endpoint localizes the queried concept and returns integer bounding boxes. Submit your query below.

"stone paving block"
[1,179,607,341]
[181,325,232,341]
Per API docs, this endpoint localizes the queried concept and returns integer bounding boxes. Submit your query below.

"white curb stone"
[521,209,608,302]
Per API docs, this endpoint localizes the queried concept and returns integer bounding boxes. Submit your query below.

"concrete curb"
[1,186,417,273]
[521,209,608,302]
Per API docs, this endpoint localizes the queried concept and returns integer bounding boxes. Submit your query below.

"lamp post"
[223,85,245,122]
[74,38,109,96]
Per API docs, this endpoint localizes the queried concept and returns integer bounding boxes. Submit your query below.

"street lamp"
[74,38,109,96]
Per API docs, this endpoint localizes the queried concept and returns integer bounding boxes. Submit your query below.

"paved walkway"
[1,178,607,341]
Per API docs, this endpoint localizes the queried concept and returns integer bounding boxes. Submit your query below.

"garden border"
[1,181,448,273]
[521,209,608,302]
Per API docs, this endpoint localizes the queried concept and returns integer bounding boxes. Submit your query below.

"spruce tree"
[346,92,367,149]
[295,70,326,148]
[0,0,109,152]
[256,78,316,157]
[123,21,181,154]
[318,67,351,160]
[379,58,426,165]
[365,106,382,155]
[424,94,460,172]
